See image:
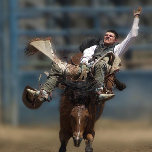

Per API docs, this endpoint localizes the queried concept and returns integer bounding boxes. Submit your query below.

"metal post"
[9,0,19,126]
[1,0,12,124]
[91,0,101,34]
[0,0,3,123]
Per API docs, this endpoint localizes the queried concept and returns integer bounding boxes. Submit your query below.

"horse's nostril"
[73,137,83,147]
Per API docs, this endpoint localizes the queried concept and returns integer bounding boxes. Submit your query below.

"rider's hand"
[78,63,88,81]
[134,7,142,18]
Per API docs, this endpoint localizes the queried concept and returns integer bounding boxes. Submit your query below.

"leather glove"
[134,7,142,17]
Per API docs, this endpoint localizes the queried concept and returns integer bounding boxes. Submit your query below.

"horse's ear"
[85,110,89,117]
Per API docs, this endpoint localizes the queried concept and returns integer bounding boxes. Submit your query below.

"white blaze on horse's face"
[71,105,89,139]
[76,115,81,140]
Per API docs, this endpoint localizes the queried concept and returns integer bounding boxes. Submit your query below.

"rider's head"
[103,30,119,46]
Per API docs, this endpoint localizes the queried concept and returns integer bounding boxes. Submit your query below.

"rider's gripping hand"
[134,7,142,18]
[78,63,89,81]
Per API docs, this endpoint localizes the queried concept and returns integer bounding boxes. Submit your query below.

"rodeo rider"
[27,7,142,103]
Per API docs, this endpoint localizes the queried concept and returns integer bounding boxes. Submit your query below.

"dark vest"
[92,40,116,60]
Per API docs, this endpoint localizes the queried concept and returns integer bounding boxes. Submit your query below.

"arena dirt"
[0,119,152,152]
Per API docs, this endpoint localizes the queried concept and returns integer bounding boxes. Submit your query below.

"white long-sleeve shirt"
[81,17,139,64]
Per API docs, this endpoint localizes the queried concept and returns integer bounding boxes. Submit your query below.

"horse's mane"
[60,85,105,123]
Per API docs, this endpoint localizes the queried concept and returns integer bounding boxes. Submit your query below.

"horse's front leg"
[59,141,68,152]
[59,130,71,152]
[85,133,94,152]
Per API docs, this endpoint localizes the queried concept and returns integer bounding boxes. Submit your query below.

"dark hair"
[79,37,100,52]
[106,30,119,39]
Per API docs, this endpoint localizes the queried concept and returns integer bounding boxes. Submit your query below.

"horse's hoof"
[59,146,66,152]
[85,147,93,152]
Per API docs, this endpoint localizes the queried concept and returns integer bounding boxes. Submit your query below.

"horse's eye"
[70,115,76,121]
[71,118,76,124]
[70,115,74,119]
[85,116,89,121]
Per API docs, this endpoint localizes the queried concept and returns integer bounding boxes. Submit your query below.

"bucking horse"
[22,38,126,152]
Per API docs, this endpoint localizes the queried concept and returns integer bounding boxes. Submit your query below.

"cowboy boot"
[96,87,115,101]
[27,89,49,102]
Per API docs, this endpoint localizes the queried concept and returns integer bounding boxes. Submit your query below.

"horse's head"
[70,105,89,147]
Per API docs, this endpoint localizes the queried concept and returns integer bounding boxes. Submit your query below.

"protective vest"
[92,40,116,60]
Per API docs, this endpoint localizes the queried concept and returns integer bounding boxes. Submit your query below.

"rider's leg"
[27,75,59,101]
[27,62,63,102]
[41,75,59,93]
[94,60,106,87]
[94,57,111,87]
[93,57,114,100]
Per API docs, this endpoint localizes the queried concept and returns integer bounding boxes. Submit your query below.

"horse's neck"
[88,96,105,122]
[60,94,74,116]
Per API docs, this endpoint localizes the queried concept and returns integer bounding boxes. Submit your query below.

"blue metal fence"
[0,0,3,122]
[1,0,13,124]
[1,0,152,125]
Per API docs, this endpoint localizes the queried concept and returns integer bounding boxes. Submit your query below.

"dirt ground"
[0,119,152,152]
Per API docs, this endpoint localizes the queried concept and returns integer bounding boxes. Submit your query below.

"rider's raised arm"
[114,7,142,56]
[80,45,97,64]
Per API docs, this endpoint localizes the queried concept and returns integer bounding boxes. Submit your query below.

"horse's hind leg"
[85,133,94,152]
[59,130,70,152]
